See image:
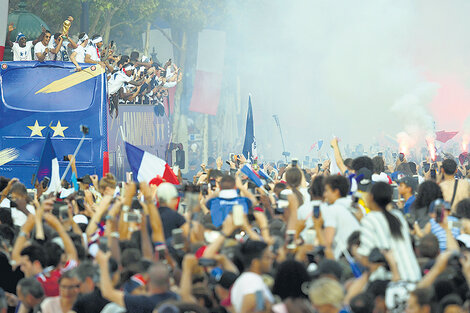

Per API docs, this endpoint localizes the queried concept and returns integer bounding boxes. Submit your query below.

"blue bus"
[0,61,108,187]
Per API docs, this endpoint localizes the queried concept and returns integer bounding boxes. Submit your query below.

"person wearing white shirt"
[70,33,89,71]
[321,175,361,259]
[231,240,275,313]
[107,64,144,117]
[34,30,52,62]
[5,23,42,61]
[85,35,103,63]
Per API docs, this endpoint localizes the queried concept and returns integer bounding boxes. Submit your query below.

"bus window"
[1,64,98,112]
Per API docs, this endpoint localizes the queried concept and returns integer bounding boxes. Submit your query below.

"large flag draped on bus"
[36,132,62,194]
[0,0,8,61]
[125,142,179,184]
[242,95,257,160]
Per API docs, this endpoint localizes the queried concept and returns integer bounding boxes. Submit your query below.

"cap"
[313,259,343,281]
[123,274,146,293]
[73,214,88,225]
[356,168,372,192]
[210,267,238,289]
[77,175,92,185]
[398,176,418,192]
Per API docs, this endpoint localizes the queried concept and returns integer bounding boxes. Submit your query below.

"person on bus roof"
[5,23,43,61]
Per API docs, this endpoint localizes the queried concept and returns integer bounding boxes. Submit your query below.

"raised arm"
[5,23,15,48]
[43,213,78,262]
[331,138,347,174]
[140,182,165,243]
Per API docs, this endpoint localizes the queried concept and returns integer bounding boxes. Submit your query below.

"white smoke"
[222,0,469,160]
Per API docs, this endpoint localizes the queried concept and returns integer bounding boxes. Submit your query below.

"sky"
[224,0,470,160]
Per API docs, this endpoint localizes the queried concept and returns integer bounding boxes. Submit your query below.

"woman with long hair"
[358,182,421,282]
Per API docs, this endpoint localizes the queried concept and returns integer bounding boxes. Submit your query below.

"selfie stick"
[60,125,89,182]
[272,115,288,163]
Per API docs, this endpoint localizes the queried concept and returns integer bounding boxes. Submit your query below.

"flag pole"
[272,114,288,163]
[60,126,88,182]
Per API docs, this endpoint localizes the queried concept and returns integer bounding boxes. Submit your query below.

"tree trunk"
[88,9,102,35]
[102,15,112,44]
[171,30,187,141]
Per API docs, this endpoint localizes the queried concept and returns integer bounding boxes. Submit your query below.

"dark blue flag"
[242,96,257,160]
[35,131,57,182]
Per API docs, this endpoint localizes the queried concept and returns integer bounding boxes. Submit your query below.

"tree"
[91,0,159,44]
[155,0,227,163]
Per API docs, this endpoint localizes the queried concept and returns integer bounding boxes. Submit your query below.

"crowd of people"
[4,18,182,118]
[0,137,470,313]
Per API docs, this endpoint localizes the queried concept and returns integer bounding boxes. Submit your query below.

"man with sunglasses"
[34,30,52,62]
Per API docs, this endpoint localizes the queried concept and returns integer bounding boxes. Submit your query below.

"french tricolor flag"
[36,132,62,194]
[241,164,263,187]
[125,142,179,184]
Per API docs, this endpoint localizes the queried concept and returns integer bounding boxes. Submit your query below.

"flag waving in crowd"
[124,141,179,184]
[36,131,61,194]
[242,95,257,160]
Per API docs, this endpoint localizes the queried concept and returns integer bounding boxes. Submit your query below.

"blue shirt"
[403,195,416,214]
[207,196,252,227]
[429,216,460,251]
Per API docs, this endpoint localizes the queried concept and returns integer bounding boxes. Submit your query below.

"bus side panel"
[108,105,171,182]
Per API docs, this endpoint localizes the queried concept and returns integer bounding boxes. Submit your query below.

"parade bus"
[0,61,109,187]
[0,61,172,187]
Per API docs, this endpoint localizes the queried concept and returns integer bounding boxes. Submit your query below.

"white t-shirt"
[108,71,132,95]
[12,41,34,61]
[231,272,274,313]
[322,197,361,259]
[85,45,100,62]
[73,45,86,63]
[34,41,52,61]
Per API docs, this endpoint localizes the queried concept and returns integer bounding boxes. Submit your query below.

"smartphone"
[448,220,462,229]
[230,153,235,163]
[172,228,184,250]
[27,189,36,201]
[423,162,430,173]
[126,172,133,183]
[59,205,69,221]
[317,163,322,170]
[98,236,108,252]
[200,184,208,196]
[255,290,265,312]
[378,152,383,157]
[392,152,397,159]
[399,153,405,162]
[198,258,217,267]
[156,245,166,262]
[63,155,69,161]
[124,211,141,223]
[435,206,444,223]
[42,177,50,189]
[209,179,216,191]
[313,205,320,218]
[286,230,296,250]
[291,158,298,167]
[233,205,244,226]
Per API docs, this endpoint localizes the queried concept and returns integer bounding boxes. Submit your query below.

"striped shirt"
[358,210,421,282]
[429,216,460,251]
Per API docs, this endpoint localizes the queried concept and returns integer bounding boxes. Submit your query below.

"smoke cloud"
[223,0,470,160]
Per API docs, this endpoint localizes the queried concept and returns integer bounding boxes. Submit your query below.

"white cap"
[156,183,178,204]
